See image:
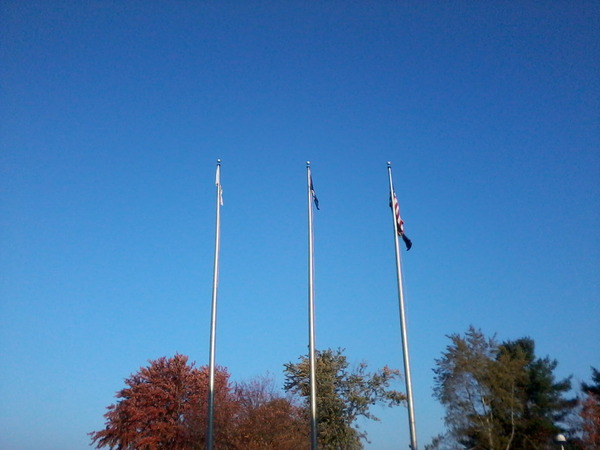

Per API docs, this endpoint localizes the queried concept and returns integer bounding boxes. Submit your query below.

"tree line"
[90,327,599,449]
[427,326,598,450]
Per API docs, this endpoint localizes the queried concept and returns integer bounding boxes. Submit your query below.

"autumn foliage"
[90,354,307,449]
[580,367,600,449]
[233,377,309,449]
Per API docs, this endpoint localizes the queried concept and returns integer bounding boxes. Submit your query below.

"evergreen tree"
[581,367,600,397]
[497,338,576,448]
[433,327,576,449]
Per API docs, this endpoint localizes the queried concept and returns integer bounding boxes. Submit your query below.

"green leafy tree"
[283,348,406,449]
[433,327,527,449]
[433,327,575,450]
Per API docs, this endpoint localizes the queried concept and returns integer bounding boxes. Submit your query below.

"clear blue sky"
[1,2,598,449]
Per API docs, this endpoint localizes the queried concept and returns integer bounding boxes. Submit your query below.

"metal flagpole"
[207,159,223,450]
[387,162,418,450]
[307,161,319,450]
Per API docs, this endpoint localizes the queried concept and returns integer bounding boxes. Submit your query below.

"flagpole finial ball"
[217,159,221,163]
[306,161,311,165]
[387,161,391,166]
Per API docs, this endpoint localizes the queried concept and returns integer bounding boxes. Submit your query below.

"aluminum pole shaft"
[307,162,318,450]
[207,160,222,450]
[387,162,418,450]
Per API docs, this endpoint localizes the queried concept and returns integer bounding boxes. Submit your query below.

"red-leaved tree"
[581,367,600,449]
[90,354,237,449]
[581,394,600,449]
[91,355,310,449]
[232,376,309,449]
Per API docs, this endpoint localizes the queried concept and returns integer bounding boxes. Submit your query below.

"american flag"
[391,192,412,250]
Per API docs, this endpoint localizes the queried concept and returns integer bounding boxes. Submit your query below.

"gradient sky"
[1,2,599,449]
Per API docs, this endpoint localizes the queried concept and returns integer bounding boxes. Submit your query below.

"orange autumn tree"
[90,354,237,449]
[232,376,309,449]
[90,354,308,449]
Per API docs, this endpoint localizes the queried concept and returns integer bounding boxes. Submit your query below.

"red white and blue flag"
[390,192,412,251]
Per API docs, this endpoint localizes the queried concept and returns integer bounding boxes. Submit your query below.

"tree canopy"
[90,354,307,449]
[497,337,576,448]
[284,348,405,449]
[432,326,575,450]
[91,332,591,450]
[580,367,600,449]
[233,376,308,449]
[582,367,600,397]
[90,354,236,449]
